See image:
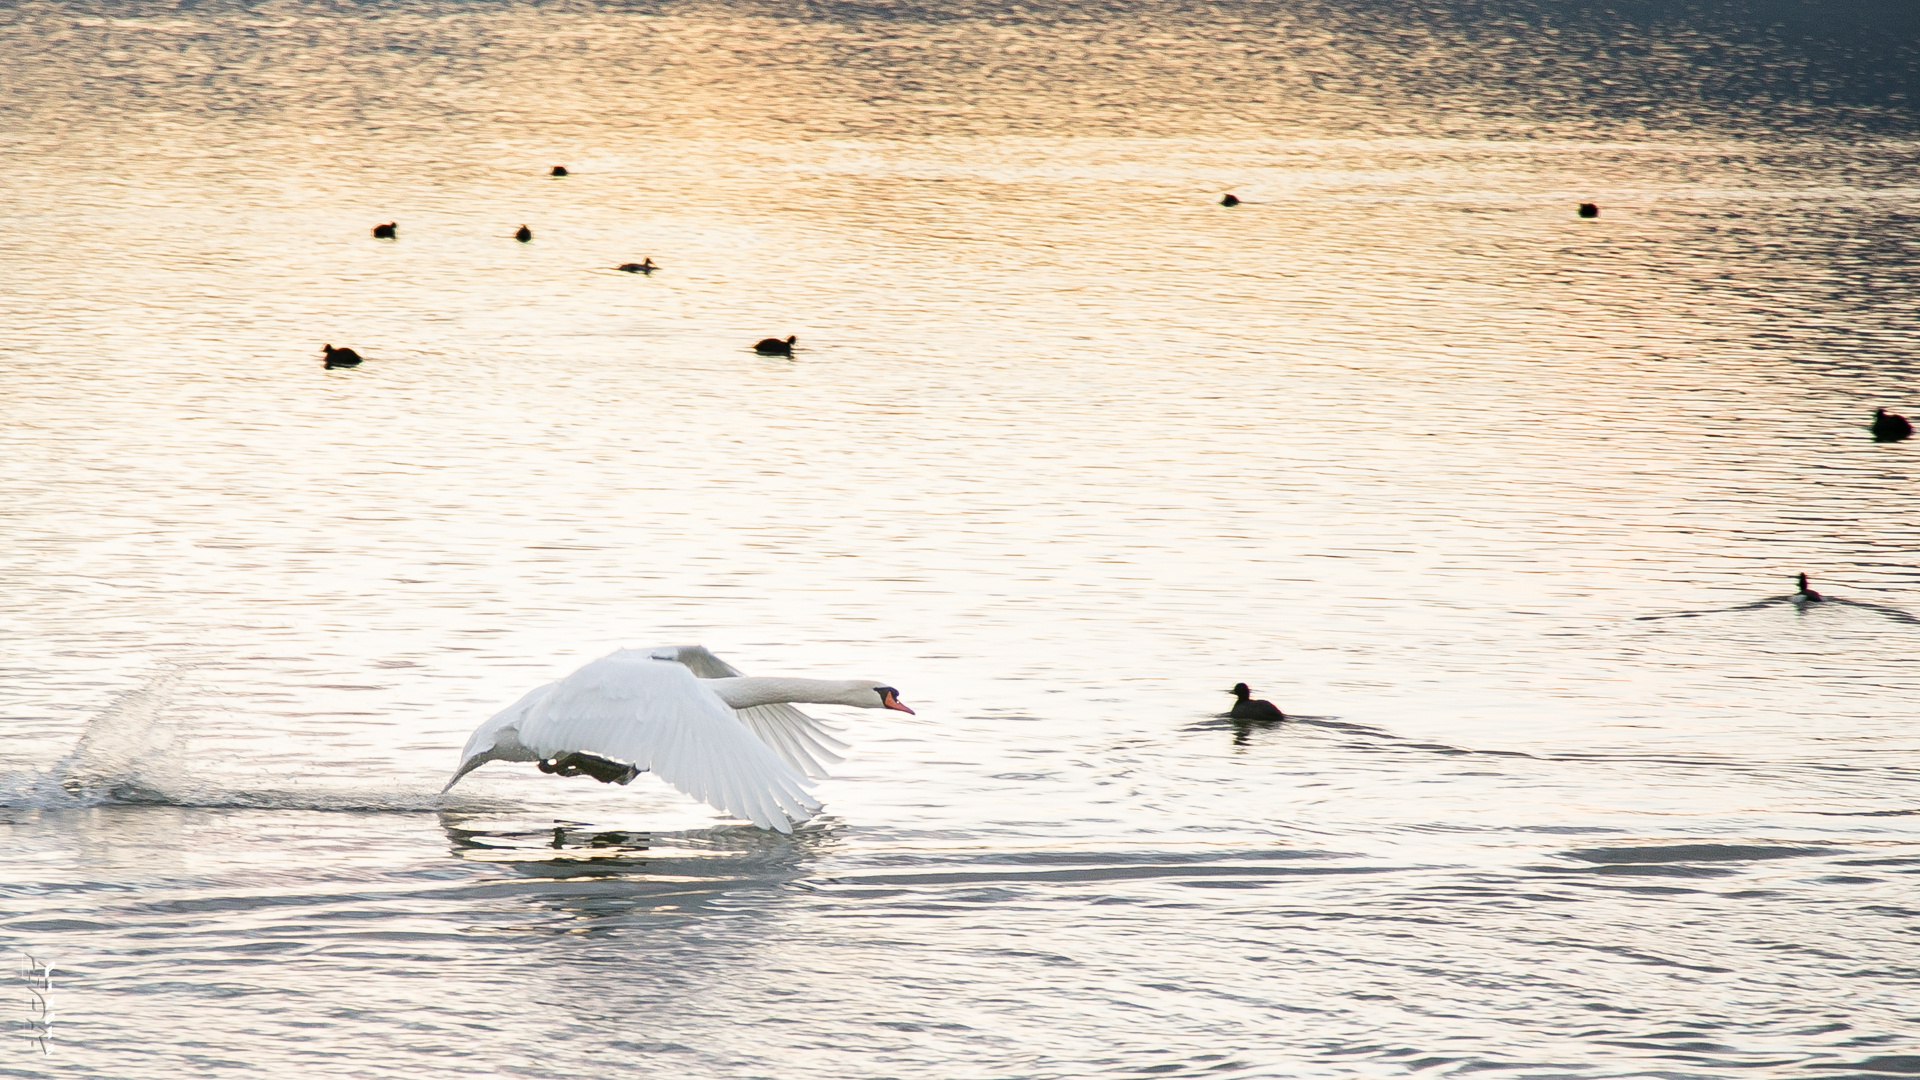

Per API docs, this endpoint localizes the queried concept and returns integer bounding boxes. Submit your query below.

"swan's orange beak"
[882,689,915,714]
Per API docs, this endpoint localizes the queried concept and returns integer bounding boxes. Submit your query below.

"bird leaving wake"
[444,645,913,832]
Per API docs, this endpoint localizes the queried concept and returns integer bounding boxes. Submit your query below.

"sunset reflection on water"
[3,0,1919,1076]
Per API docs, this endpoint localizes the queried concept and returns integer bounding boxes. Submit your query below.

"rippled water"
[4,0,1920,1076]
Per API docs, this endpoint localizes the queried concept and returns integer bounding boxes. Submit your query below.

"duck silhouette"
[1227,683,1285,723]
[1792,573,1823,603]
[754,335,797,356]
[1220,193,1240,207]
[371,221,397,239]
[1578,203,1599,218]
[551,166,568,177]
[1871,408,1913,443]
[322,344,363,369]
[617,259,657,273]
[515,224,533,243]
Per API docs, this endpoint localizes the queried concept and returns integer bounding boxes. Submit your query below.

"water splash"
[0,667,470,813]
[0,667,195,809]
[54,666,191,804]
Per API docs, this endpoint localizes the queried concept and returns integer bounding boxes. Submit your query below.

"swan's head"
[875,686,914,714]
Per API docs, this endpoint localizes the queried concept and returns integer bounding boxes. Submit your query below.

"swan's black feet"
[538,752,642,785]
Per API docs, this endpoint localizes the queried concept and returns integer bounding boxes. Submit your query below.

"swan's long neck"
[704,677,878,710]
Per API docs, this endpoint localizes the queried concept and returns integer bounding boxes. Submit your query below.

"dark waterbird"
[321,344,363,369]
[1220,193,1240,207]
[1227,683,1285,723]
[617,258,657,273]
[1871,408,1912,443]
[551,165,568,177]
[372,221,397,239]
[515,224,533,243]
[1793,573,1823,603]
[755,335,797,356]
[1578,203,1599,218]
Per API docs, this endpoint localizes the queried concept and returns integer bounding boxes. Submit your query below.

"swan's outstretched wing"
[651,644,745,679]
[647,645,849,779]
[503,649,819,832]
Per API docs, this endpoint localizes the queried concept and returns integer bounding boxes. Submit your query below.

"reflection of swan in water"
[439,815,841,931]
[443,646,913,832]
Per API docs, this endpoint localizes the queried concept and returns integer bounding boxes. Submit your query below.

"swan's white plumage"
[656,646,849,779]
[446,646,864,832]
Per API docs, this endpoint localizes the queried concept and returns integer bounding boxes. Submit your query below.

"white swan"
[442,646,913,832]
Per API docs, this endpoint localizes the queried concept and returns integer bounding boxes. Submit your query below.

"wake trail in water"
[1635,595,1920,625]
[0,667,485,814]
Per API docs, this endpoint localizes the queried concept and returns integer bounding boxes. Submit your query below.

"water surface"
[4,1,1920,1076]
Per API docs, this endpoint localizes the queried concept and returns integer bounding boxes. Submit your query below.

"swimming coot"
[1871,408,1913,443]
[551,166,568,177]
[1220,193,1240,207]
[1227,683,1285,723]
[372,221,397,239]
[322,344,363,369]
[515,224,533,243]
[1578,203,1599,218]
[754,335,797,356]
[617,259,657,273]
[1792,573,1823,603]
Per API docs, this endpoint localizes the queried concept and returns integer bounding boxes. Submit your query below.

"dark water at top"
[3,1,1919,1077]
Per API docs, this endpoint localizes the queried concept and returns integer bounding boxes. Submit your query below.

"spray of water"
[55,667,191,803]
[1,667,483,813]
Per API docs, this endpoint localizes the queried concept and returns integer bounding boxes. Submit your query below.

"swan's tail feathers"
[442,754,488,793]
[444,682,553,794]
